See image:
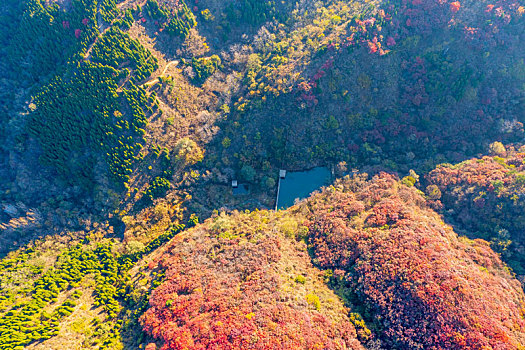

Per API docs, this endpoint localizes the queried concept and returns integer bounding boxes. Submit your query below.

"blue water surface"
[277,167,331,209]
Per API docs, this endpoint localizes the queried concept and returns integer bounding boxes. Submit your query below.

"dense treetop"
[426,150,525,275]
[142,210,365,349]
[302,173,525,348]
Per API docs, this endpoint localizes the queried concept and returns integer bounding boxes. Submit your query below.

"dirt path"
[117,0,148,11]
[83,4,179,86]
[84,0,143,61]
[83,1,113,61]
[142,60,179,87]
[84,27,109,61]
[162,60,179,75]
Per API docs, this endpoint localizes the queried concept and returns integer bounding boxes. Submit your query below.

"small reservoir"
[276,167,332,209]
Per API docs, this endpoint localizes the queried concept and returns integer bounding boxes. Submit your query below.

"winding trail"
[142,60,179,87]
[83,1,114,61]
[84,27,109,61]
[84,0,143,61]
[82,0,178,87]
[162,60,179,75]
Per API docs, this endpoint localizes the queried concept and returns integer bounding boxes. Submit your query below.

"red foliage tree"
[303,173,525,349]
[142,213,364,350]
[426,153,525,274]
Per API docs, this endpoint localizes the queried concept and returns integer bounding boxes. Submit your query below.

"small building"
[279,169,287,179]
[232,180,238,188]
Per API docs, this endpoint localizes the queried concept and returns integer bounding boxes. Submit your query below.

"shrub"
[306,293,321,310]
[295,275,306,284]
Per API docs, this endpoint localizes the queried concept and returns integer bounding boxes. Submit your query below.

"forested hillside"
[303,173,525,349]
[0,0,524,348]
[426,146,525,276]
[140,174,525,349]
[142,211,365,349]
